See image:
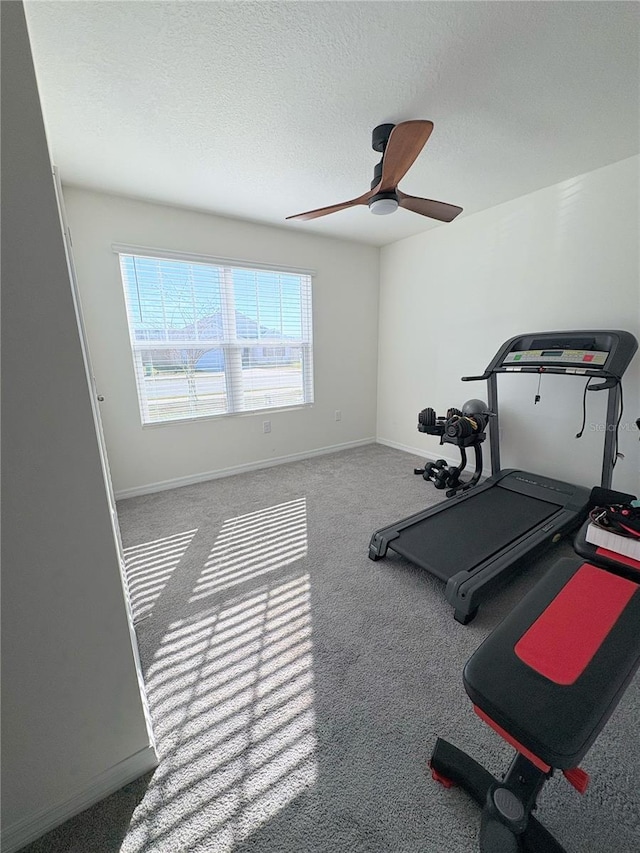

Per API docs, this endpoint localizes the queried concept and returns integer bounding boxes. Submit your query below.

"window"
[117,250,314,425]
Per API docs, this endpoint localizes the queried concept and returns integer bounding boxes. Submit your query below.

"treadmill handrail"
[463,367,620,388]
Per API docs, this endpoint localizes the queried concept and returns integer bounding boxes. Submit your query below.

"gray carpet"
[20,445,640,853]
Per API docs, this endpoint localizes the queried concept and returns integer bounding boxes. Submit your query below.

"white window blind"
[117,252,314,425]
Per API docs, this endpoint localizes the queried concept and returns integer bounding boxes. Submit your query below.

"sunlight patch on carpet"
[190,498,308,602]
[124,528,197,622]
[124,571,317,853]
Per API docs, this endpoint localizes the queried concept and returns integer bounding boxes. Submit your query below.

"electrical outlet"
[263,420,271,434]
[335,410,342,422]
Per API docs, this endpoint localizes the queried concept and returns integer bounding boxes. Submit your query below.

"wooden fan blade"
[286,191,372,221]
[397,190,462,222]
[379,121,434,191]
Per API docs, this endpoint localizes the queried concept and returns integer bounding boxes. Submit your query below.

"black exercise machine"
[430,507,640,852]
[413,399,490,498]
[369,330,638,623]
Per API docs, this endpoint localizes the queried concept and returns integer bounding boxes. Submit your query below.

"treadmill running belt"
[391,487,561,581]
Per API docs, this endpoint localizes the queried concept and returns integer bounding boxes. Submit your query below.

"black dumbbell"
[418,407,437,427]
[433,467,450,489]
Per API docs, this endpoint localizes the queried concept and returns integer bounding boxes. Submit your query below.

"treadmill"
[369,330,638,624]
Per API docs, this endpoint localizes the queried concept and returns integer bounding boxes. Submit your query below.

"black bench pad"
[464,557,640,768]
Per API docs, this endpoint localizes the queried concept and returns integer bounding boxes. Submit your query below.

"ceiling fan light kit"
[369,193,399,215]
[287,120,462,224]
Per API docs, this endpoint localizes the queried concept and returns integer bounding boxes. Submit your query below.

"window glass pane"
[122,256,223,343]
[232,269,304,342]
[140,347,228,423]
[238,345,305,411]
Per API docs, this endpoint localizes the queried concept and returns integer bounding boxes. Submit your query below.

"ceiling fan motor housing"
[372,123,395,152]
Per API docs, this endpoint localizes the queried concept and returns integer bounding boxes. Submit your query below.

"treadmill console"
[502,347,608,372]
[487,331,638,380]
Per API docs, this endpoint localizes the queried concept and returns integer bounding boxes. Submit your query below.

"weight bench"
[430,545,640,852]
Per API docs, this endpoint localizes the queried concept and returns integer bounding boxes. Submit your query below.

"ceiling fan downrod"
[370,125,399,214]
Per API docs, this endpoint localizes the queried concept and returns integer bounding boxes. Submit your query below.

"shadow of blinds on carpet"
[127,499,316,850]
[124,529,198,623]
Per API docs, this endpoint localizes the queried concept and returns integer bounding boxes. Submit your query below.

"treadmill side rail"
[445,506,587,623]
[369,529,398,560]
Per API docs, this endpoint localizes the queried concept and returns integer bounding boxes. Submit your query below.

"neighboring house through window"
[116,249,314,425]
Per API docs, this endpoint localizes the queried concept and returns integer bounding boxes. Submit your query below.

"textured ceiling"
[25,1,639,247]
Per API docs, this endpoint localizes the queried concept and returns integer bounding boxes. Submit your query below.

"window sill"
[139,402,314,429]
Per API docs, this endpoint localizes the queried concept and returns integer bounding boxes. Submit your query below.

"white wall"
[377,156,640,495]
[1,5,156,850]
[63,188,380,496]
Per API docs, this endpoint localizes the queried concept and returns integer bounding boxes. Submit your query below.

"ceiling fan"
[286,120,462,223]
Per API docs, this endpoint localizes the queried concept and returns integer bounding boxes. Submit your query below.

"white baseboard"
[376,436,493,479]
[1,744,158,853]
[115,437,376,499]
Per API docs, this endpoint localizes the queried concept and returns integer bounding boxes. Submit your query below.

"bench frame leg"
[430,738,568,853]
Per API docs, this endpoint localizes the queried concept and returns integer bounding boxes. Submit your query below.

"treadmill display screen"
[503,349,608,367]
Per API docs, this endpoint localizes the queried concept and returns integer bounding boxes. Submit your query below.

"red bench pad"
[514,564,637,685]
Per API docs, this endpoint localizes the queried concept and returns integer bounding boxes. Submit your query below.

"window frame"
[113,244,315,427]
